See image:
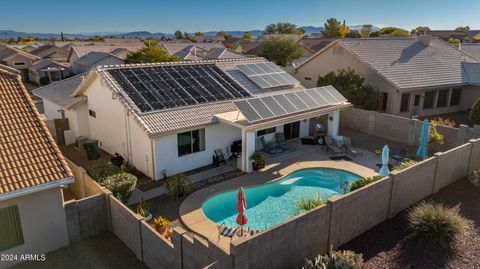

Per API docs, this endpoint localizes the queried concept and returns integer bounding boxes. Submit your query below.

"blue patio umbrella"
[416,119,430,159]
[379,145,390,176]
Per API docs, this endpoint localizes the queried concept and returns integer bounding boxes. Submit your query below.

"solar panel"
[233,86,347,123]
[236,63,300,89]
[106,64,250,113]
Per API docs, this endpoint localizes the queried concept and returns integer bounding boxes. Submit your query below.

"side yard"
[341,178,480,269]
[12,233,146,269]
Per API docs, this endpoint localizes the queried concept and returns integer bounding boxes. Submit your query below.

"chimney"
[417,34,431,46]
[61,32,64,42]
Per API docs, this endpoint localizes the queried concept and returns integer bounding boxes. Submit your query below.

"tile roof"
[0,66,72,195]
[29,59,69,72]
[160,42,226,55]
[93,58,298,136]
[32,73,87,108]
[338,37,480,90]
[299,38,335,52]
[461,43,480,61]
[207,48,246,59]
[0,46,41,61]
[75,51,123,67]
[69,45,144,59]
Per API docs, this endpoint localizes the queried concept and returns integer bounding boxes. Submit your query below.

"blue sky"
[2,0,479,33]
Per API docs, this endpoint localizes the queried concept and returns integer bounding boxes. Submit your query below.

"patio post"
[242,130,256,173]
[327,110,340,137]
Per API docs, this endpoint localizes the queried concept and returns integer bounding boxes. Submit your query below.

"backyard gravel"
[341,179,480,269]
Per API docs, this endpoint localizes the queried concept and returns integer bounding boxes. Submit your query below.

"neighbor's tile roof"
[461,43,480,61]
[32,73,87,108]
[0,66,72,195]
[29,59,69,72]
[339,37,480,90]
[75,51,122,67]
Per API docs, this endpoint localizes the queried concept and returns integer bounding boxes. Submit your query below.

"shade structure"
[416,119,430,159]
[236,187,248,236]
[379,145,390,176]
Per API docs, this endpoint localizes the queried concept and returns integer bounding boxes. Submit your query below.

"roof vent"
[417,35,431,46]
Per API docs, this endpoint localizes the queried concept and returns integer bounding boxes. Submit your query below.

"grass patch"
[296,194,327,213]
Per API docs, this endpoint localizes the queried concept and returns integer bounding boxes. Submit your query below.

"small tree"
[448,37,461,44]
[322,18,342,38]
[347,30,361,38]
[317,68,383,110]
[174,30,183,40]
[470,98,480,125]
[339,20,350,38]
[379,27,409,37]
[264,22,303,36]
[455,26,470,33]
[125,46,181,64]
[259,35,303,66]
[411,26,431,35]
[360,24,373,38]
[242,32,253,39]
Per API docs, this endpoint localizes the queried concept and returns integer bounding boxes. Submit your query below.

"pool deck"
[179,140,380,251]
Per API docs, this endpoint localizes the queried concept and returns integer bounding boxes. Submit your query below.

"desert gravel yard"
[341,178,480,269]
[12,233,145,269]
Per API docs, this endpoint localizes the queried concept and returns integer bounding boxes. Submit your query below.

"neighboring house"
[67,45,144,66]
[426,30,476,43]
[0,46,41,80]
[35,58,350,179]
[159,42,242,60]
[461,43,480,60]
[299,38,335,53]
[293,36,480,118]
[206,47,246,59]
[72,51,124,74]
[28,59,70,85]
[194,35,226,43]
[29,45,69,62]
[233,41,263,54]
[0,65,73,268]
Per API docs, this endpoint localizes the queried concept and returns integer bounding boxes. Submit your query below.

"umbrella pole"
[241,225,243,236]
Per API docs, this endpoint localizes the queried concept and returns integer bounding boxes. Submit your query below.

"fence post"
[172,227,187,269]
[432,152,442,193]
[457,125,468,146]
[386,173,396,219]
[367,111,375,135]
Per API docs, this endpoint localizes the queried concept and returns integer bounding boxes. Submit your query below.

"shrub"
[408,201,467,247]
[86,164,121,183]
[469,170,480,188]
[470,98,480,125]
[165,174,192,198]
[296,195,327,213]
[430,118,456,128]
[303,249,367,269]
[121,163,143,178]
[151,216,172,240]
[101,173,137,203]
[350,176,384,191]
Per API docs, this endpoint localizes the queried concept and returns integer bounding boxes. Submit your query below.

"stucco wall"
[154,122,241,177]
[0,188,69,269]
[461,85,480,111]
[434,143,472,192]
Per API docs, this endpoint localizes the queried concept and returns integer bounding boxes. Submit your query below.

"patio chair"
[275,132,288,147]
[261,136,276,152]
[344,137,363,158]
[392,148,409,162]
[325,136,343,155]
[213,149,227,166]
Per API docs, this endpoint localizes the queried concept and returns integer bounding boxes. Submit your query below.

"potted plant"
[250,151,266,171]
[151,216,171,239]
[137,197,152,221]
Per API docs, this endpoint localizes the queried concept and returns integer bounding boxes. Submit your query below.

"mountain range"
[0,25,381,40]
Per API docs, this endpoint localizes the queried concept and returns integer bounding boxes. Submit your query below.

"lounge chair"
[325,136,343,155]
[275,132,288,147]
[213,149,227,166]
[227,227,238,237]
[392,148,409,162]
[344,137,363,158]
[261,136,276,152]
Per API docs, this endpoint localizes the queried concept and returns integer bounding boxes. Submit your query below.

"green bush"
[121,164,143,178]
[350,176,384,191]
[470,98,480,125]
[86,164,121,183]
[408,201,467,247]
[296,195,327,213]
[165,174,192,198]
[101,173,137,203]
[303,249,367,269]
[469,170,480,188]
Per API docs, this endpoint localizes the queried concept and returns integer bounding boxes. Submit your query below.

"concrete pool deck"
[179,142,380,251]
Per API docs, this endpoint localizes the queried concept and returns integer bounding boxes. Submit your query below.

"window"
[333,46,344,55]
[0,205,24,251]
[177,129,205,156]
[381,92,388,111]
[400,93,410,112]
[437,89,449,108]
[257,127,276,137]
[304,77,312,81]
[13,62,25,66]
[423,91,435,109]
[450,88,462,106]
[88,109,96,118]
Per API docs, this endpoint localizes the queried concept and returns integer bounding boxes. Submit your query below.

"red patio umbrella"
[236,187,248,236]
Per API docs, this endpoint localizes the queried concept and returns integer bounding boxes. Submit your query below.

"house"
[193,35,226,43]
[28,59,70,85]
[29,44,69,62]
[72,51,124,74]
[0,65,73,268]
[293,36,480,117]
[461,43,480,60]
[158,42,244,60]
[67,44,144,67]
[206,47,246,59]
[426,30,476,43]
[0,46,41,80]
[34,58,350,179]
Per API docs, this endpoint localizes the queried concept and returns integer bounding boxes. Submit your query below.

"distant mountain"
[115,31,174,39]
[0,30,94,39]
[349,25,381,32]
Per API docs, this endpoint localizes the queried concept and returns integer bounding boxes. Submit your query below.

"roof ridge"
[33,72,86,93]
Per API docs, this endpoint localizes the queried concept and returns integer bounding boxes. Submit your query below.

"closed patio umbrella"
[416,119,430,159]
[379,145,390,176]
[236,187,248,236]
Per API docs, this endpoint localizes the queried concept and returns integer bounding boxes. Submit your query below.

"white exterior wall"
[127,114,154,179]
[0,188,69,269]
[153,122,241,177]
[42,99,63,120]
[461,85,480,111]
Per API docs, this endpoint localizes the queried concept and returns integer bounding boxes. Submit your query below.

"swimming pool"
[202,168,361,230]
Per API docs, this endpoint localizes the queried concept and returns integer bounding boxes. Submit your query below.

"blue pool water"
[202,168,361,230]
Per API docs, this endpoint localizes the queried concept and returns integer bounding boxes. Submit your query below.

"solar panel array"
[106,64,251,113]
[237,62,299,89]
[233,86,347,123]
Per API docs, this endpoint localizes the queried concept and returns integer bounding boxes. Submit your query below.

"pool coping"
[179,159,378,251]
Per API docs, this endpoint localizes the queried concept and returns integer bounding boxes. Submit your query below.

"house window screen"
[0,205,24,251]
[437,89,449,108]
[177,129,205,156]
[423,91,435,109]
